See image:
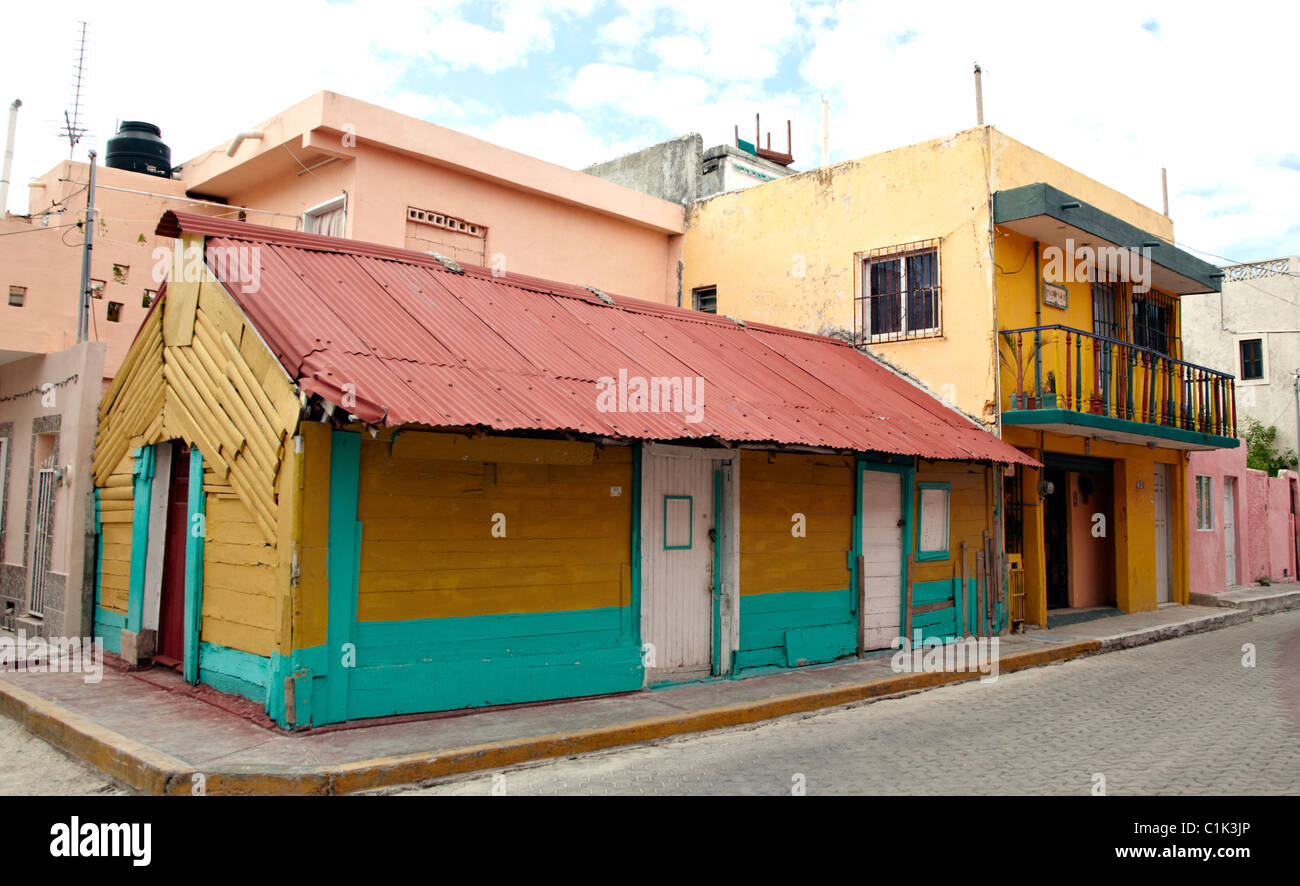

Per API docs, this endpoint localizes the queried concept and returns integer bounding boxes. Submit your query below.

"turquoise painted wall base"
[736,589,857,671]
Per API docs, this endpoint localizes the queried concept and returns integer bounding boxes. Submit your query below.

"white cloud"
[2,0,1295,259]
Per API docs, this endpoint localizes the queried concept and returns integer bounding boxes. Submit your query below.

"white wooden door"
[642,452,715,680]
[1153,464,1171,603]
[860,470,904,649]
[1224,478,1237,587]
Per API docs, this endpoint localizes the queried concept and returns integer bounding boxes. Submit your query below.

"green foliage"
[1243,419,1297,474]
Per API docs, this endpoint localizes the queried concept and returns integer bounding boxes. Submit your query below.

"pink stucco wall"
[1187,441,1300,594]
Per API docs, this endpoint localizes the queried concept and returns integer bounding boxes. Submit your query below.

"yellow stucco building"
[682,127,1237,625]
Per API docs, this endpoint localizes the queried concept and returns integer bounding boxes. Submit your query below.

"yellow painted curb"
[2,639,1102,795]
[0,676,193,795]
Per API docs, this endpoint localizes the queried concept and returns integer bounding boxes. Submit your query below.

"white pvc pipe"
[225,130,264,157]
[0,99,22,214]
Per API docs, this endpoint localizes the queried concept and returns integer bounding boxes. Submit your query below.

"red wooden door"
[156,443,190,668]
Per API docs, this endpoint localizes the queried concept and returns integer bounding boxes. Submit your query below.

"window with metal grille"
[1196,475,1214,530]
[8,285,25,307]
[1239,338,1264,381]
[856,240,941,343]
[692,286,717,314]
[1132,289,1178,357]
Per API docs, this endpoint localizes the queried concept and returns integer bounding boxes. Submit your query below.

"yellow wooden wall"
[96,450,138,615]
[91,235,300,657]
[354,430,633,622]
[738,450,855,596]
[910,460,994,584]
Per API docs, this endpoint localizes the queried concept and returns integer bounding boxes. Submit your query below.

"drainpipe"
[0,99,21,214]
[1033,240,1042,402]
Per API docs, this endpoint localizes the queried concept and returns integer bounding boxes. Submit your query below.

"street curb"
[1,639,1101,795]
[1094,610,1253,651]
[0,677,193,795]
[1189,589,1300,616]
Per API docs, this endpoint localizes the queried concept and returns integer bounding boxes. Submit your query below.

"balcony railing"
[999,325,1236,439]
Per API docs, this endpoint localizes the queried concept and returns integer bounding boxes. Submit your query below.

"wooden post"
[904,580,914,644]
[959,541,968,636]
[857,554,866,659]
[976,551,986,637]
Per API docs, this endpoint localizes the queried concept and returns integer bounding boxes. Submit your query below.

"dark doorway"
[1044,467,1070,609]
[155,442,191,670]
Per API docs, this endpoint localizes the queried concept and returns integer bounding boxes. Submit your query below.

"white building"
[1182,256,1300,457]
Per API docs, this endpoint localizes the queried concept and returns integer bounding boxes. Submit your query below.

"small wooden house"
[91,211,1035,728]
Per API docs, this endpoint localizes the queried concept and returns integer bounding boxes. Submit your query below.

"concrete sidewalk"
[1190,580,1300,615]
[0,599,1272,795]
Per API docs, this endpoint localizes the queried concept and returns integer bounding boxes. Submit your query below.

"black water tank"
[105,121,172,177]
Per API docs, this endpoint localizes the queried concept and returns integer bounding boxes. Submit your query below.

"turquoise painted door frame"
[324,430,362,725]
[183,447,205,684]
[853,458,914,648]
[711,467,723,677]
[126,445,156,634]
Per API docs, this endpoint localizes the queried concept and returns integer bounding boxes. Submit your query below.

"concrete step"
[1189,584,1300,615]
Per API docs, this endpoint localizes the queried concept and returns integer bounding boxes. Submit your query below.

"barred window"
[856,240,942,343]
[1195,475,1213,530]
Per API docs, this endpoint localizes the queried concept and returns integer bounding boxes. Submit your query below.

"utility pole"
[77,149,97,344]
[1293,370,1300,467]
[973,63,984,125]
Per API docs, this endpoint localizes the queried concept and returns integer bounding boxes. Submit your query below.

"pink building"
[0,90,685,641]
[1187,442,1299,595]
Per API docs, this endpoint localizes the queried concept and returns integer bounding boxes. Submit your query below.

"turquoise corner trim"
[183,447,205,684]
[711,469,722,676]
[916,481,951,562]
[663,494,693,550]
[93,487,103,607]
[1001,408,1240,449]
[324,430,362,726]
[126,445,156,634]
[629,445,642,647]
[268,644,329,729]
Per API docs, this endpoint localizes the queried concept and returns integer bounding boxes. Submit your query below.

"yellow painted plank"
[358,561,622,594]
[162,279,199,347]
[357,582,620,622]
[199,616,272,658]
[390,431,595,466]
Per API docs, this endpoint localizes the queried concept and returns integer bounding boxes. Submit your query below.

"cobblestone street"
[404,609,1300,795]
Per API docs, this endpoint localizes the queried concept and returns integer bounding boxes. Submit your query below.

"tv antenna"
[58,21,90,157]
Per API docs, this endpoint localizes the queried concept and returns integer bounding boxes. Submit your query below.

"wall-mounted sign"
[1043,281,1068,310]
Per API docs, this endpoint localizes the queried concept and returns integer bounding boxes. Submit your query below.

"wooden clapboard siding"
[97,452,137,614]
[354,432,632,622]
[92,244,301,661]
[203,494,277,657]
[739,451,854,596]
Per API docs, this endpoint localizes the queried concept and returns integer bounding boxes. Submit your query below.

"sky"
[2,0,1297,263]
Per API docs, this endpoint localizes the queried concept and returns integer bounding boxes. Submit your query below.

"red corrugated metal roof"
[157,210,1037,465]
